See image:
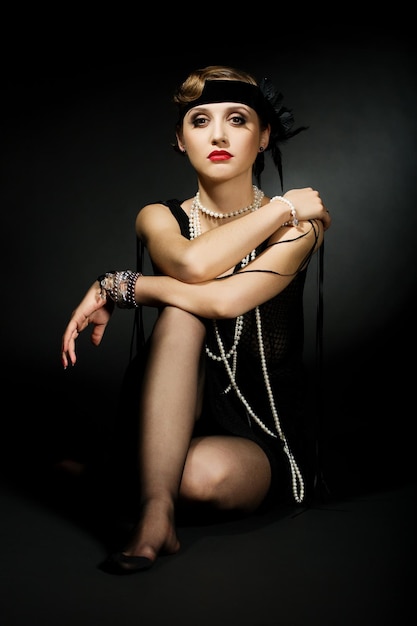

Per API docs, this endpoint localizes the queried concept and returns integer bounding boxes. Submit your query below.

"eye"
[191,115,209,128]
[229,115,247,126]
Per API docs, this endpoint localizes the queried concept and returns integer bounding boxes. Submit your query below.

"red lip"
[208,150,232,161]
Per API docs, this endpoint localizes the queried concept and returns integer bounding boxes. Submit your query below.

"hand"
[61,281,115,369]
[283,187,331,231]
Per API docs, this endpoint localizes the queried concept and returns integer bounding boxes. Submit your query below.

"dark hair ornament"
[257,77,308,190]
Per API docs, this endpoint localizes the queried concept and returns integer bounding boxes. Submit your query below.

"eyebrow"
[187,103,254,116]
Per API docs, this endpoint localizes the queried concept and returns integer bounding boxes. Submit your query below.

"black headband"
[178,80,268,122]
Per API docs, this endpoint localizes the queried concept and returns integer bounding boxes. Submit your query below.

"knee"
[153,307,206,344]
[180,455,228,506]
[180,439,272,512]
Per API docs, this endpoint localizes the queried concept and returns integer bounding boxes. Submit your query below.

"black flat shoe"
[99,551,154,575]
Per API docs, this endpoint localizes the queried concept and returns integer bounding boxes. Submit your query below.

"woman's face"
[179,102,269,182]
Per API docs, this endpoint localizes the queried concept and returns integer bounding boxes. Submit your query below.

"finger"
[90,323,106,347]
[62,351,69,369]
[62,344,76,369]
[61,324,79,367]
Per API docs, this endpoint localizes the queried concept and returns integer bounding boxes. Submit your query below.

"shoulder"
[137,199,189,219]
[268,219,324,251]
[137,198,192,226]
[295,219,324,249]
[137,201,170,217]
[135,202,173,238]
[296,219,324,254]
[136,200,190,241]
[136,201,177,223]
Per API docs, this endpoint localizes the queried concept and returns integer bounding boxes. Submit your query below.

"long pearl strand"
[189,186,263,372]
[189,186,305,503]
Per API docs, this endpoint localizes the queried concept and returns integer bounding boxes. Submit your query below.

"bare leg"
[107,306,206,571]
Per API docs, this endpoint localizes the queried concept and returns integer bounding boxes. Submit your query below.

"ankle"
[139,496,176,517]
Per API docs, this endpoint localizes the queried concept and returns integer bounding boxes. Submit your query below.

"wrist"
[97,270,141,308]
[270,195,299,227]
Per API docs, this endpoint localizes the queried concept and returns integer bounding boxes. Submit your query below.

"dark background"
[1,35,416,497]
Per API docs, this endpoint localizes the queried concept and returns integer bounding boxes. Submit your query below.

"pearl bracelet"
[270,195,299,227]
[97,270,141,309]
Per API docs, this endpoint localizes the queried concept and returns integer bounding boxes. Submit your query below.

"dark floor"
[1,451,415,626]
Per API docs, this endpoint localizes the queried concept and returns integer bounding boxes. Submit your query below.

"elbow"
[178,249,213,283]
[176,266,207,284]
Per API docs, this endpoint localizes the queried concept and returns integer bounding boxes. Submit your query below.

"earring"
[259,146,264,152]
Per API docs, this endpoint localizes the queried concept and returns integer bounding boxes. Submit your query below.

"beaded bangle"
[97,270,141,309]
[270,195,299,227]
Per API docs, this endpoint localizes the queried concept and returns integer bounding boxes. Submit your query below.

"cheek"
[235,134,261,161]
[183,130,206,150]
[234,129,260,149]
[182,134,211,163]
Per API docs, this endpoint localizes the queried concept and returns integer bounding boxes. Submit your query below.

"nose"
[211,134,228,145]
[211,120,228,145]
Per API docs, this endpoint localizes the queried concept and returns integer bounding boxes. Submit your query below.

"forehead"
[185,101,258,117]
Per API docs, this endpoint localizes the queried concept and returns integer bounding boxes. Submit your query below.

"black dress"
[155,199,319,506]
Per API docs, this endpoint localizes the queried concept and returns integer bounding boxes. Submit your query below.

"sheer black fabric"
[154,199,317,503]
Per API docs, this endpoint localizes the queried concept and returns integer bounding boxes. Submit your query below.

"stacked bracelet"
[97,270,141,309]
[270,195,299,227]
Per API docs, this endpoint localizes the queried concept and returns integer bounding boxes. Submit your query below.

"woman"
[61,65,331,574]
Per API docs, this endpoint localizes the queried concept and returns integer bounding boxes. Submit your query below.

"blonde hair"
[173,65,258,108]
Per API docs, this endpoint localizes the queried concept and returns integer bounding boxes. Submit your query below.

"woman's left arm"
[134,219,323,318]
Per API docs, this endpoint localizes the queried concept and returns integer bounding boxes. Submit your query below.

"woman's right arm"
[137,187,330,283]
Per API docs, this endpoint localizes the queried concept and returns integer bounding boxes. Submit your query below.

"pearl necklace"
[189,186,305,504]
[192,185,264,219]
